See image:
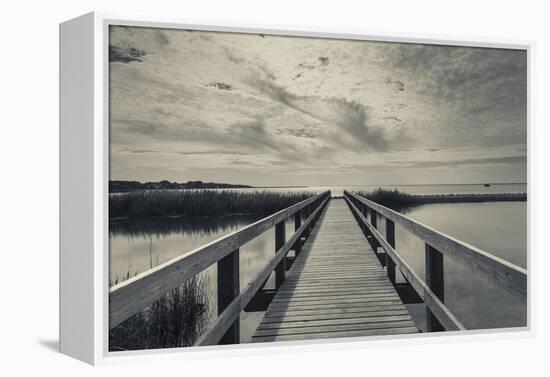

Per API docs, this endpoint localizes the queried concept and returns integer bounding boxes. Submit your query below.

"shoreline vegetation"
[109,275,211,351]
[109,190,314,220]
[110,179,252,193]
[354,188,527,211]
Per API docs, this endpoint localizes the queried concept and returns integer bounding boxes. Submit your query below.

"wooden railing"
[109,191,331,345]
[344,191,527,332]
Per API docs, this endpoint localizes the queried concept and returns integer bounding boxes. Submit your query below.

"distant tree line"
[109,180,252,193]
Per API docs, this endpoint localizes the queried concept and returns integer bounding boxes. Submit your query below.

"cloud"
[247,75,390,151]
[126,149,160,154]
[109,45,146,63]
[380,116,403,123]
[400,155,526,169]
[175,150,248,156]
[126,149,248,156]
[278,127,317,138]
[226,119,285,152]
[205,82,232,90]
[384,77,405,92]
[154,31,170,45]
[108,26,527,185]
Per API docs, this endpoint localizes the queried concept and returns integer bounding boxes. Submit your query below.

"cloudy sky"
[109,26,527,186]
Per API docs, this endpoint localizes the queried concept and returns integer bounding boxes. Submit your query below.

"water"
[213,183,527,197]
[109,183,527,344]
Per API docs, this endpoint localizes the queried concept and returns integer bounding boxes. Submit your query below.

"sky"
[109,26,527,186]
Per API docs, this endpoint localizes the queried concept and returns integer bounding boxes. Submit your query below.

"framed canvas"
[60,12,533,365]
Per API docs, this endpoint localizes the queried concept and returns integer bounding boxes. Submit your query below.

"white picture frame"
[59,11,534,365]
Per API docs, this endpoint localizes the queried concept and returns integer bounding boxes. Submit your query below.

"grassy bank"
[109,275,211,351]
[110,190,314,219]
[354,188,526,211]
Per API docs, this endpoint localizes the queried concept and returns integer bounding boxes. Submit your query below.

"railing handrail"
[344,191,527,299]
[109,190,331,329]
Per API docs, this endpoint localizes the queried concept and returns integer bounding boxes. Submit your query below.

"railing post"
[307,203,314,233]
[370,209,378,250]
[385,219,396,284]
[294,211,302,255]
[425,244,445,332]
[370,209,377,228]
[362,205,369,235]
[217,248,240,344]
[275,221,286,289]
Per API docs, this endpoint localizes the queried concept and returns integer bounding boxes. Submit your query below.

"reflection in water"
[110,214,260,239]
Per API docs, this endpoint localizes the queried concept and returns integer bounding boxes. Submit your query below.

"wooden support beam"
[370,209,377,228]
[425,244,445,332]
[370,209,378,250]
[294,211,302,255]
[217,248,240,344]
[386,219,396,284]
[275,221,286,289]
[308,203,315,233]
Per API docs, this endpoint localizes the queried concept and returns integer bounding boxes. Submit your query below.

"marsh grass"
[109,275,211,351]
[355,188,417,210]
[110,190,314,219]
[355,188,526,211]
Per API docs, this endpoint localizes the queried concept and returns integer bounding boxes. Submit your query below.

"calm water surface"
[217,183,526,196]
[110,183,527,343]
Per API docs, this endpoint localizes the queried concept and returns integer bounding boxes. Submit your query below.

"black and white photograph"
[107,25,527,351]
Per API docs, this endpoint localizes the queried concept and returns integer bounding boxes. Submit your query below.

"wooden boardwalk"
[251,199,418,343]
[111,190,526,346]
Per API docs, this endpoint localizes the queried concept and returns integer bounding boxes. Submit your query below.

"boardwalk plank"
[257,315,415,330]
[252,327,418,343]
[254,320,416,337]
[261,309,411,323]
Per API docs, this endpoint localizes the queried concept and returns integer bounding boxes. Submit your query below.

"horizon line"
[109,179,527,187]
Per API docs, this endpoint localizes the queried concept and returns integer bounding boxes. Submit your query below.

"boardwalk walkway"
[251,198,418,343]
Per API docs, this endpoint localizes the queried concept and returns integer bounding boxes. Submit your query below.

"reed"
[355,188,417,210]
[109,275,211,351]
[354,188,526,211]
[109,190,314,219]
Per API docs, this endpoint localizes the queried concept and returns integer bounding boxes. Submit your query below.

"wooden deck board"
[251,198,418,343]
